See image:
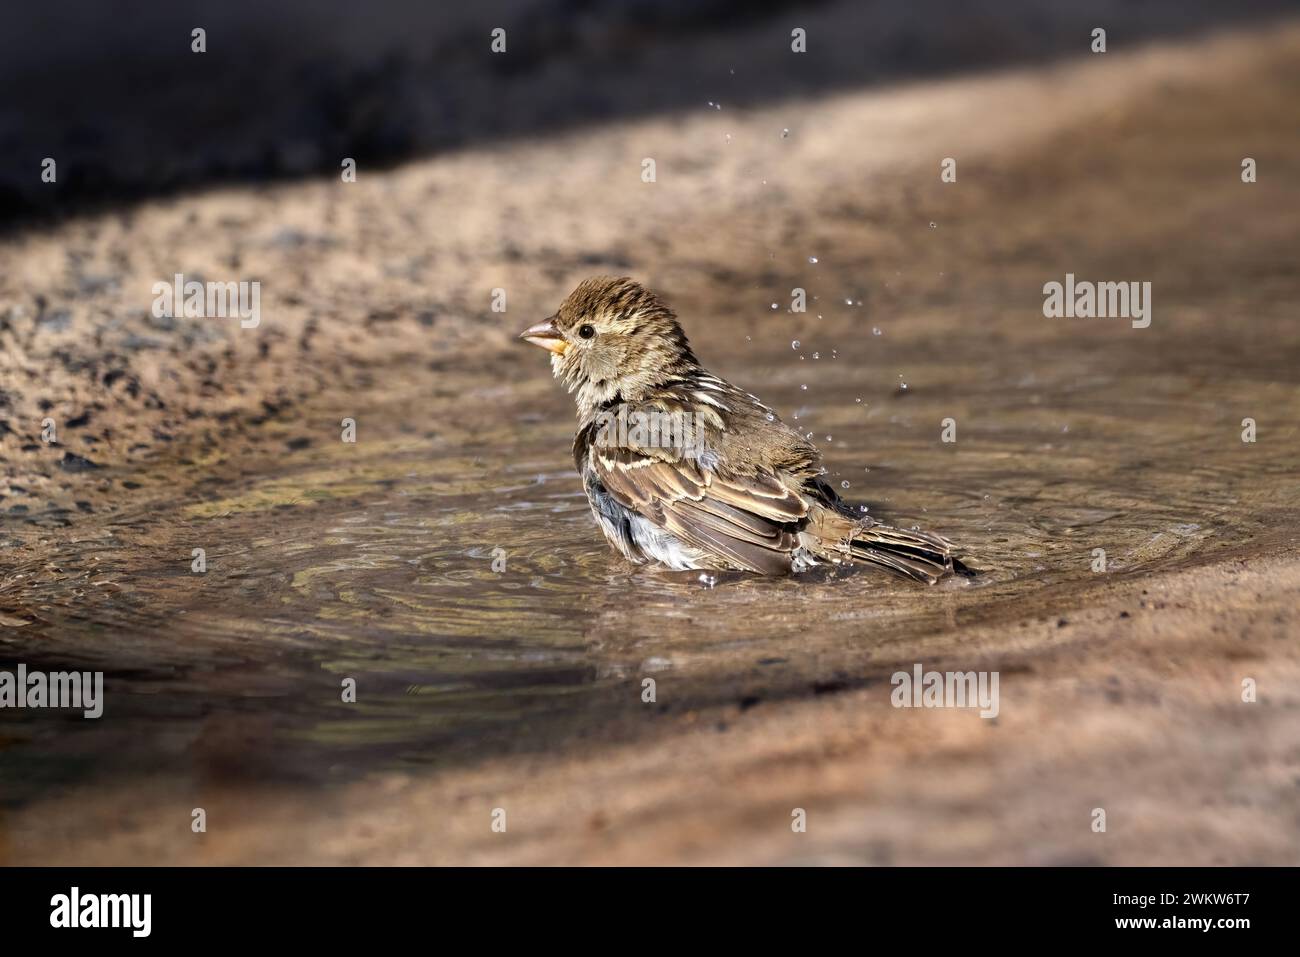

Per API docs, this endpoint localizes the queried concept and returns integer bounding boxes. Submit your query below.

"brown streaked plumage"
[520,276,967,582]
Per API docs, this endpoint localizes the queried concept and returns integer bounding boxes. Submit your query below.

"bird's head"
[520,277,698,417]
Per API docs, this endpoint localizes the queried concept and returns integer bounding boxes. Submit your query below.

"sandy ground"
[2,23,1299,864]
[10,542,1298,865]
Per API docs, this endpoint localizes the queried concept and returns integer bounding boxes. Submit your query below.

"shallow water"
[4,311,1297,808]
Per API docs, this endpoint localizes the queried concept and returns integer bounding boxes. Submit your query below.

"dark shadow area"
[3,0,1294,225]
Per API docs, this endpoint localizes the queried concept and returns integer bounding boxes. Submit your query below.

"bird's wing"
[579,426,809,574]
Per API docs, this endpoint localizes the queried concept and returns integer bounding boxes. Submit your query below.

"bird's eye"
[578,324,596,340]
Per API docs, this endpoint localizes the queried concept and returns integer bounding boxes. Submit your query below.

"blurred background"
[2,0,1294,221]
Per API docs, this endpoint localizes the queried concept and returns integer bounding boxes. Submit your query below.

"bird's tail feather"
[848,523,963,584]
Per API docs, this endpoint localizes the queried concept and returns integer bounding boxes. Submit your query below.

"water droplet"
[929,222,937,229]
[771,303,779,310]
[841,481,850,489]
[781,128,790,138]
[844,298,853,305]
[791,340,800,349]
[699,573,717,588]
[724,133,732,143]
[825,435,833,442]
[813,351,820,359]
[800,384,808,390]
[765,412,775,422]
[855,397,862,403]
[808,256,818,264]
[872,327,882,336]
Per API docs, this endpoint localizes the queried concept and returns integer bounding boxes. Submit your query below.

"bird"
[519,276,966,582]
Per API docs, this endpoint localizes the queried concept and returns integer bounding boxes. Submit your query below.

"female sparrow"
[520,277,965,581]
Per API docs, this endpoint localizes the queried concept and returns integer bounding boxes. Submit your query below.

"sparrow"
[519,277,965,582]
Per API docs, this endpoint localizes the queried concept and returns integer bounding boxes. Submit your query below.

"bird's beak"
[519,318,569,355]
